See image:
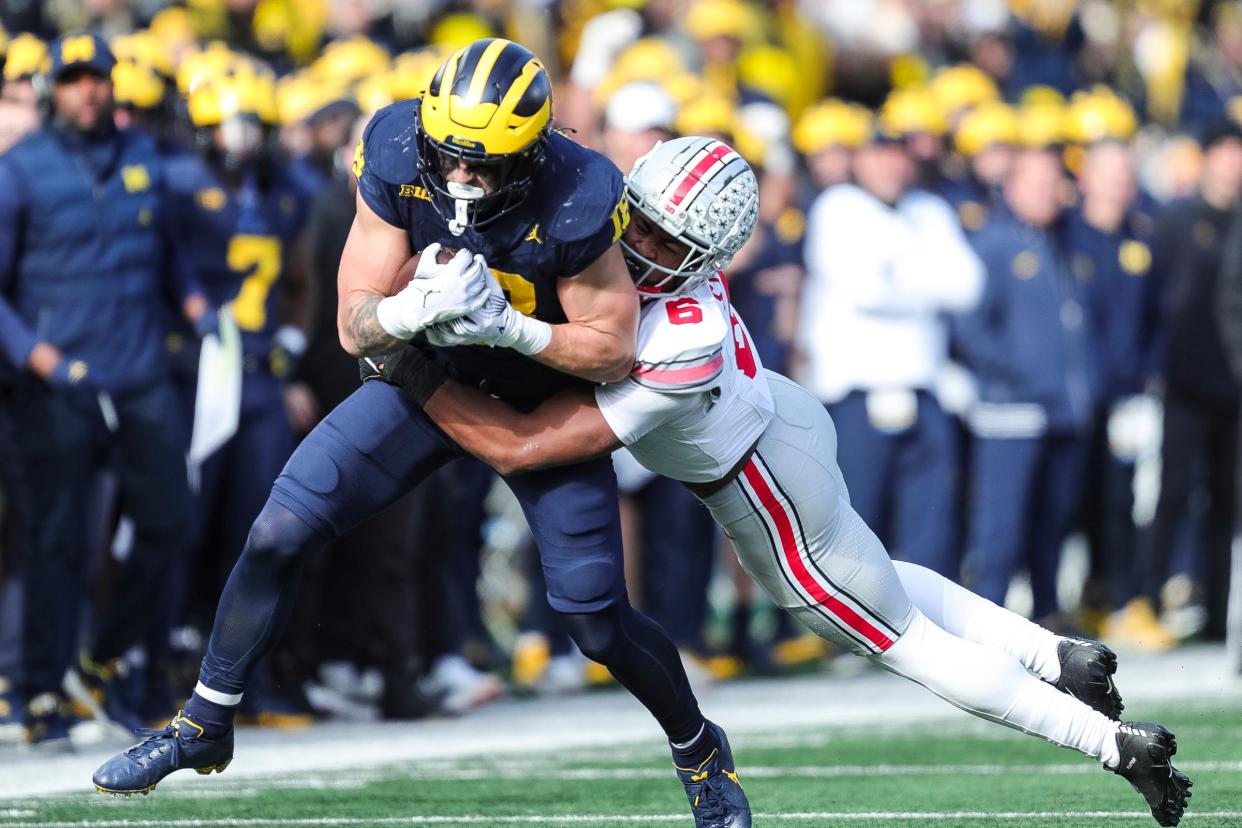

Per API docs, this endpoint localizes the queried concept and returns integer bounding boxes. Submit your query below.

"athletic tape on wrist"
[511,315,552,355]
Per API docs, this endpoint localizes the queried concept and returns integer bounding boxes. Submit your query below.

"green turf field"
[3,703,1239,828]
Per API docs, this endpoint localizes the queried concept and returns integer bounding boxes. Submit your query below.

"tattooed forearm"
[342,293,405,357]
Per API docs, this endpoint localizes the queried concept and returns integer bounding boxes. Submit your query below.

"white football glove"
[426,262,552,355]
[375,244,490,340]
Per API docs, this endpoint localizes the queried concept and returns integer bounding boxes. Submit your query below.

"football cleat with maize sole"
[92,711,233,797]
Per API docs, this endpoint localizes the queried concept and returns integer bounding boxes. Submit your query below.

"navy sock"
[182,691,236,739]
[670,720,717,769]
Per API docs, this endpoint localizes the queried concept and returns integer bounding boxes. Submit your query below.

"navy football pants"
[11,380,189,698]
[963,431,1086,619]
[198,381,703,740]
[186,371,294,613]
[634,475,716,652]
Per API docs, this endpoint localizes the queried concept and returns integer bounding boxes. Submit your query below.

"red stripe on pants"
[741,461,894,651]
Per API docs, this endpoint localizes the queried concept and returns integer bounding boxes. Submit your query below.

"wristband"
[386,347,448,406]
[505,314,552,356]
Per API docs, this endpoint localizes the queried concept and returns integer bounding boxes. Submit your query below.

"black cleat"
[1054,638,1124,719]
[92,711,233,797]
[673,722,751,828]
[23,692,74,753]
[65,651,144,736]
[1112,721,1192,826]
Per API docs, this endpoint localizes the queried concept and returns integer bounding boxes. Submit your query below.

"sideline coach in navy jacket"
[0,32,212,745]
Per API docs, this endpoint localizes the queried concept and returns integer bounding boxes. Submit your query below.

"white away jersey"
[595,274,775,483]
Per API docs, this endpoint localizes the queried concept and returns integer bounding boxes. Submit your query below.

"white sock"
[876,610,1120,768]
[194,681,242,706]
[893,561,1064,684]
[670,722,706,750]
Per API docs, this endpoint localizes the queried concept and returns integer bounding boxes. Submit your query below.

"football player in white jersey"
[368,137,1192,827]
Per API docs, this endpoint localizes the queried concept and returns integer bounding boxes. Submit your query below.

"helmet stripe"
[465,38,511,105]
[513,68,550,117]
[668,143,735,208]
[483,42,536,106]
[450,38,494,101]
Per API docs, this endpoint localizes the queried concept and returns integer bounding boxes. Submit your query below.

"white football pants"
[699,372,1119,767]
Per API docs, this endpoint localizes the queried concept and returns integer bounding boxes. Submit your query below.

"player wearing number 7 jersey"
[160,66,315,723]
[372,136,1192,827]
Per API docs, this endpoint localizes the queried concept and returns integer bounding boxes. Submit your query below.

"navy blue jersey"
[164,156,312,356]
[937,176,1007,236]
[1064,207,1161,401]
[955,212,1103,431]
[354,99,627,410]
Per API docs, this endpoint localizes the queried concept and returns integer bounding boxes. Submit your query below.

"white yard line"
[16,757,1235,804]
[1,644,1236,800]
[3,812,1242,827]
[352,759,1241,780]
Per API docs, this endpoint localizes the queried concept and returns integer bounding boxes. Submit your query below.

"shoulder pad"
[631,287,730,393]
[541,133,626,244]
[356,99,421,186]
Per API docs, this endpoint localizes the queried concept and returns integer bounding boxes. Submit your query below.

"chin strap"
[449,200,468,236]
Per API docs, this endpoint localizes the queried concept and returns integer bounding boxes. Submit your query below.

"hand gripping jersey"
[596,274,774,483]
[355,99,630,411]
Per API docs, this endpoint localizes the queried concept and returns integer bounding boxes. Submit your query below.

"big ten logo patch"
[398,184,431,201]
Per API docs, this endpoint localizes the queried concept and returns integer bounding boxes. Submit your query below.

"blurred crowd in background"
[3,0,1242,748]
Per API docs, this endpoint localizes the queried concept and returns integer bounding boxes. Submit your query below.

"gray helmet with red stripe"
[622,136,760,297]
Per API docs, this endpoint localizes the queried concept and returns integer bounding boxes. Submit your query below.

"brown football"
[392,245,458,292]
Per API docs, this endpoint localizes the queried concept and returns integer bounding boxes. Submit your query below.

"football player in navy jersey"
[161,65,315,721]
[94,37,751,828]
